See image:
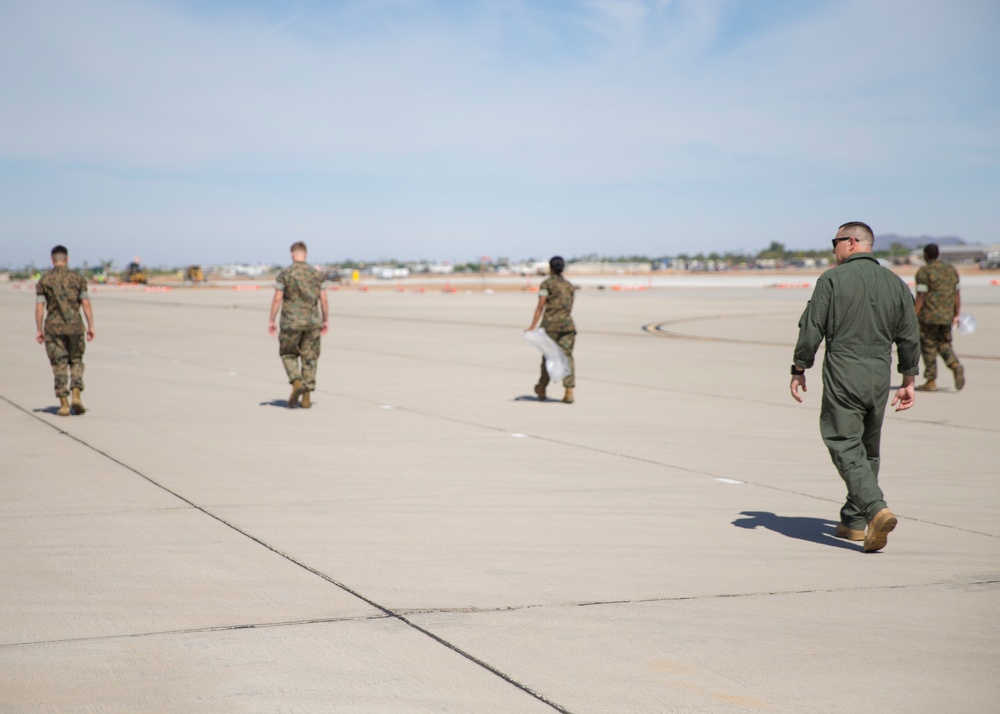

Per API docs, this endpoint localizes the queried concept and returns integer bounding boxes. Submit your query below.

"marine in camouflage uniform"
[35,245,95,416]
[914,244,963,391]
[268,242,329,408]
[526,256,577,403]
[790,222,920,553]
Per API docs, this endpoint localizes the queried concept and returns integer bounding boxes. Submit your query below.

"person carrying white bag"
[525,256,578,403]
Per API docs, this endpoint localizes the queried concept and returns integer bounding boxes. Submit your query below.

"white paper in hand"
[523,329,570,383]
[957,314,977,335]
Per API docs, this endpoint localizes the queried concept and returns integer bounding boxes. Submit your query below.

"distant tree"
[758,241,787,260]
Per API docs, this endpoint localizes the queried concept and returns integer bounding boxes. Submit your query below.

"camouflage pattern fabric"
[45,333,86,397]
[538,331,575,388]
[279,328,321,391]
[36,267,88,335]
[919,323,960,381]
[539,275,576,333]
[275,262,323,330]
[915,260,960,326]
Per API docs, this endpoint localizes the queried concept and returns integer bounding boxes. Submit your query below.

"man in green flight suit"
[35,245,95,416]
[268,242,329,409]
[790,222,920,553]
[527,255,577,404]
[914,243,964,392]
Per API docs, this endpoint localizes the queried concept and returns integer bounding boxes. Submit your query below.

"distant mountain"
[876,234,965,249]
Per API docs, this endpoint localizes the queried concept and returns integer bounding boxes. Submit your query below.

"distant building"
[909,244,987,266]
[981,243,1000,269]
[570,261,652,274]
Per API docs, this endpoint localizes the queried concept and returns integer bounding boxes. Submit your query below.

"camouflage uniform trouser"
[45,333,86,397]
[919,322,960,381]
[538,330,575,389]
[279,327,321,391]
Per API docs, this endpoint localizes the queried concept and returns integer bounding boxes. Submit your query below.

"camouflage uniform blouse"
[539,274,576,333]
[914,260,959,325]
[275,261,324,330]
[36,266,89,335]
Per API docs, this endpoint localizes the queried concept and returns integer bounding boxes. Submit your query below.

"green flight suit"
[793,254,920,529]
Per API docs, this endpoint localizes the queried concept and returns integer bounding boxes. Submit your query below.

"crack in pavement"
[395,578,1000,616]
[0,614,391,650]
[0,394,576,714]
[91,336,1000,435]
[34,341,1000,539]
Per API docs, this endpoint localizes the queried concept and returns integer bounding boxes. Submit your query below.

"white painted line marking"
[510,433,528,438]
[228,371,238,376]
[715,477,744,484]
[380,405,394,410]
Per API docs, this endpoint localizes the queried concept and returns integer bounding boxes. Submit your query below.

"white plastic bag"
[957,314,977,335]
[523,329,570,384]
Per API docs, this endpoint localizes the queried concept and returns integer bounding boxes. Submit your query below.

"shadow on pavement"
[259,399,292,408]
[513,395,557,402]
[732,511,860,551]
[32,406,61,415]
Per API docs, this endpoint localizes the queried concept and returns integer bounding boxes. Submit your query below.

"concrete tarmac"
[1,278,998,713]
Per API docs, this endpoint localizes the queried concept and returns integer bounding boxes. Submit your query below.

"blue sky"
[1,0,998,267]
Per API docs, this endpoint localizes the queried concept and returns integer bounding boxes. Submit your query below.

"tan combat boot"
[915,380,937,392]
[288,379,303,408]
[534,384,546,401]
[300,391,312,409]
[834,523,865,541]
[57,396,71,417]
[562,388,574,404]
[71,388,86,415]
[952,365,965,391]
[864,508,897,553]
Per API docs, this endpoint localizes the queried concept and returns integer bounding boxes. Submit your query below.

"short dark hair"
[51,245,68,259]
[838,221,874,245]
[924,244,940,261]
[290,241,307,253]
[549,256,565,275]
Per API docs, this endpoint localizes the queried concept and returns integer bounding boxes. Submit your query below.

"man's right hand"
[790,374,806,403]
[891,375,916,412]
[35,330,44,344]
[268,322,277,337]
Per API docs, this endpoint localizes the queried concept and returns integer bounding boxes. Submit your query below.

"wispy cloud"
[0,0,997,264]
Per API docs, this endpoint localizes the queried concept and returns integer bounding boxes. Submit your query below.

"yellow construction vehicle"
[185,265,205,282]
[124,261,147,284]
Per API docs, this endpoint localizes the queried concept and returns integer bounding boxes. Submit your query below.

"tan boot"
[953,365,965,391]
[288,379,303,408]
[300,391,312,409]
[562,388,574,404]
[57,396,71,417]
[864,508,897,553]
[834,523,865,541]
[534,384,546,401]
[915,380,937,392]
[71,388,86,415]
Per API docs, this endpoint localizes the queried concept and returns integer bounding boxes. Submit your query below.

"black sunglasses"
[831,237,852,249]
